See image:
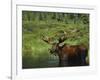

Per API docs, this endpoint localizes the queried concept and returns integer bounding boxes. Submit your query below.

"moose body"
[42,31,88,67]
[50,44,87,66]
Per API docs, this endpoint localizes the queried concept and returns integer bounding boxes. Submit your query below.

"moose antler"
[41,31,67,44]
[41,35,53,44]
[58,31,67,43]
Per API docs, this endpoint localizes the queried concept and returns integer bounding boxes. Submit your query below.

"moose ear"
[59,43,65,47]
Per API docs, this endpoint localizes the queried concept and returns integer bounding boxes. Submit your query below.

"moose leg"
[58,59,67,67]
[58,58,62,67]
[81,50,87,66]
[58,55,63,67]
[58,54,68,67]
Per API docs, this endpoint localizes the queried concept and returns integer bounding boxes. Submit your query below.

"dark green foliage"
[22,11,89,68]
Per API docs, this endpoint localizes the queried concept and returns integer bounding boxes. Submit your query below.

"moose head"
[42,31,67,56]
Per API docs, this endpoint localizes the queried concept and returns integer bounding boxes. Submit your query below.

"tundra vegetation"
[22,11,89,68]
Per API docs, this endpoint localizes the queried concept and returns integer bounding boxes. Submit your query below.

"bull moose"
[42,31,88,67]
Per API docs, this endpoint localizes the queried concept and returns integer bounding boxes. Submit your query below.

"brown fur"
[54,44,88,67]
